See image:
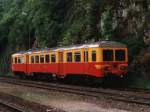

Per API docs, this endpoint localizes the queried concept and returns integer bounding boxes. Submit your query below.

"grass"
[3,72,14,77]
[126,75,150,89]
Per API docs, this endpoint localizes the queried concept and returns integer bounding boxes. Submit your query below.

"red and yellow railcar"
[11,41,128,79]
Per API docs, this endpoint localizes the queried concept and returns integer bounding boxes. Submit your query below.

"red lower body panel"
[12,64,26,73]
[12,62,128,78]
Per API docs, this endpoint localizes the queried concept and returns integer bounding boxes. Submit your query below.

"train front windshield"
[103,49,126,62]
[115,50,126,61]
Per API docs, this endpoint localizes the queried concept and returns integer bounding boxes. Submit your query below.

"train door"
[83,49,89,74]
[25,54,29,74]
[58,52,64,76]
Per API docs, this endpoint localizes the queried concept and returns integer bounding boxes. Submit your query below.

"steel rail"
[0,100,24,112]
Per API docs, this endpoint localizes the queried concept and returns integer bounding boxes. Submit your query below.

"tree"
[101,8,113,40]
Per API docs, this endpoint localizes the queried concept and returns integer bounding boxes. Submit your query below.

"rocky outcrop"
[130,30,150,79]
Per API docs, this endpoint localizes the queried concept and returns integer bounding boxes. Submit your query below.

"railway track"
[0,77,150,106]
[0,87,64,112]
[0,100,23,112]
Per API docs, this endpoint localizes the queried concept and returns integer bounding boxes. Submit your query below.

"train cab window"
[92,51,96,62]
[103,50,114,61]
[74,52,81,62]
[67,52,72,62]
[115,50,125,61]
[31,56,34,63]
[45,54,50,63]
[51,54,56,63]
[84,51,88,62]
[40,55,44,63]
[35,55,39,63]
[15,57,17,64]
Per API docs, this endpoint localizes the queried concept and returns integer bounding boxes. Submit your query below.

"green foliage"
[101,8,113,40]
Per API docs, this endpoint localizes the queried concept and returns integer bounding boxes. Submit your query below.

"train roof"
[12,41,127,56]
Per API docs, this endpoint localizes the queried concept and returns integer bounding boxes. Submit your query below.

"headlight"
[120,66,127,70]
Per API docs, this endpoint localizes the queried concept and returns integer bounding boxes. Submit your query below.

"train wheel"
[14,72,25,79]
[13,72,20,78]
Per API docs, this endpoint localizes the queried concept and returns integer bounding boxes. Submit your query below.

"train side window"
[74,52,81,62]
[84,51,88,62]
[21,57,24,64]
[18,58,21,64]
[31,56,34,63]
[92,51,96,62]
[15,57,17,64]
[35,55,39,63]
[51,54,56,63]
[45,54,50,63]
[103,50,114,61]
[14,58,16,64]
[67,52,72,62]
[40,55,44,63]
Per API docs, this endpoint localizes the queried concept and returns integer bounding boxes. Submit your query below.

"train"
[11,41,128,82]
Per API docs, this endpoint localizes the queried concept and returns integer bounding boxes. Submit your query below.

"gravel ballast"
[0,82,149,112]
